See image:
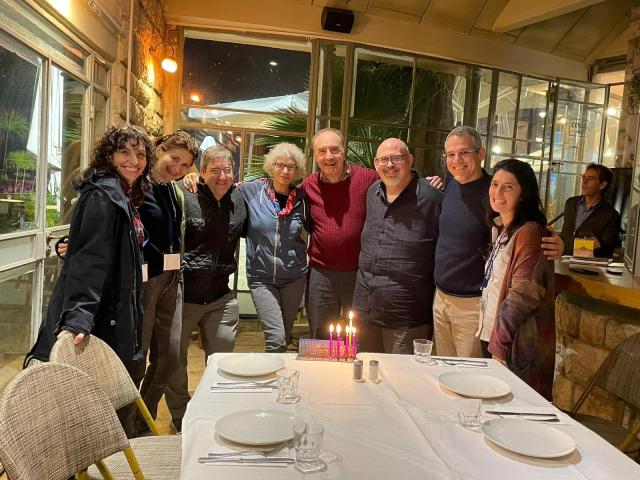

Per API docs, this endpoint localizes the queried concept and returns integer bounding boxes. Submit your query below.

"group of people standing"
[26,120,614,437]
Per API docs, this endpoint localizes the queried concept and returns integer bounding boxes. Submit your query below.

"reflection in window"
[317,43,346,119]
[0,35,42,234]
[0,264,35,392]
[182,34,311,132]
[48,67,85,226]
[92,92,107,143]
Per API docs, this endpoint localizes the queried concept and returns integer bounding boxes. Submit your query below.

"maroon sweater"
[302,165,378,271]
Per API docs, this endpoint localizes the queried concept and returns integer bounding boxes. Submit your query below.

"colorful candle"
[345,326,351,359]
[352,327,357,357]
[348,311,354,346]
[336,324,341,360]
[329,324,334,359]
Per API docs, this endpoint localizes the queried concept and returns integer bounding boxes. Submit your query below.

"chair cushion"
[88,434,181,479]
[572,413,640,454]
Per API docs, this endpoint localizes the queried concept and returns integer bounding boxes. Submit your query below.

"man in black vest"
[560,163,620,257]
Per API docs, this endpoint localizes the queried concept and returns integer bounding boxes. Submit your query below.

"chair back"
[594,333,640,410]
[51,334,140,411]
[0,363,129,480]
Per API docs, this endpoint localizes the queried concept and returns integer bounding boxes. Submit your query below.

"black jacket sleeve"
[57,189,119,335]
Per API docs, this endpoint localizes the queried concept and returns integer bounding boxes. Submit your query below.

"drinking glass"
[293,422,325,473]
[413,339,433,364]
[276,368,300,404]
[457,398,482,428]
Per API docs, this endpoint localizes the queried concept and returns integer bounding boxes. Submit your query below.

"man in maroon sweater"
[302,128,378,339]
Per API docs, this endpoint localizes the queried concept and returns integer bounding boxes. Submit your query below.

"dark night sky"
[183,38,311,105]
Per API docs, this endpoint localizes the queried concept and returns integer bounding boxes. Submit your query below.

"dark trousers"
[359,323,433,354]
[306,267,357,339]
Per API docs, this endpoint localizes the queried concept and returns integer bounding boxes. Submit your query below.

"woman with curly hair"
[479,159,555,400]
[237,142,312,352]
[26,125,153,385]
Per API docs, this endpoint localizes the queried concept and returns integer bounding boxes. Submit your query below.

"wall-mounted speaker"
[321,7,354,34]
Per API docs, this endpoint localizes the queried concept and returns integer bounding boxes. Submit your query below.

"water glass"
[457,398,482,428]
[293,422,325,473]
[276,368,300,404]
[413,339,433,364]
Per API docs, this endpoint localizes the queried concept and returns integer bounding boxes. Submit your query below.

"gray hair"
[264,142,306,179]
[201,146,233,170]
[311,128,344,149]
[445,126,483,150]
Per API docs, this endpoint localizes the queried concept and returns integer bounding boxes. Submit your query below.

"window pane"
[412,58,466,130]
[410,129,449,149]
[178,127,241,180]
[493,72,519,138]
[94,61,109,89]
[476,69,494,135]
[348,120,408,142]
[412,146,446,179]
[516,78,549,141]
[602,89,622,168]
[92,92,107,143]
[0,263,35,392]
[48,67,85,226]
[0,33,42,234]
[346,140,378,169]
[317,43,345,118]
[182,35,311,114]
[352,49,413,124]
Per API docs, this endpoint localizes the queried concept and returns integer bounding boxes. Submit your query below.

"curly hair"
[263,142,306,179]
[88,125,153,206]
[155,129,199,164]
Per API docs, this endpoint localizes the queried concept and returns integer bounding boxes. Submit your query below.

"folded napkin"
[483,405,571,425]
[199,446,295,467]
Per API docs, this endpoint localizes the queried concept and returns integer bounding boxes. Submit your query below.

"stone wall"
[110,0,168,136]
[554,292,640,422]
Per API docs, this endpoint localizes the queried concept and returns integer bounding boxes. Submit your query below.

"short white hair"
[263,142,306,179]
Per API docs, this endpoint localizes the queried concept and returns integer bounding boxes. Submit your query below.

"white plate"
[482,418,576,458]
[218,354,285,377]
[215,409,298,445]
[438,372,511,399]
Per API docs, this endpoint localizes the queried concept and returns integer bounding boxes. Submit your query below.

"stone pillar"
[110,0,167,136]
[616,6,640,169]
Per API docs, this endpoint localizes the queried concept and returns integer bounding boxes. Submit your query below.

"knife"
[485,411,558,417]
[433,357,488,364]
[198,457,294,464]
[210,385,277,390]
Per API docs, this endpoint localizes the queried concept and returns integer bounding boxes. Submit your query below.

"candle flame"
[352,327,356,334]
[329,324,334,333]
[349,311,353,321]
[336,324,341,335]
[345,326,350,335]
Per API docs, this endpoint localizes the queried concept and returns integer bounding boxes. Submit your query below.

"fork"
[207,441,289,458]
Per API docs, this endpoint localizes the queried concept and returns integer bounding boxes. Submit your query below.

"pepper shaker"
[352,359,364,382]
[368,359,381,383]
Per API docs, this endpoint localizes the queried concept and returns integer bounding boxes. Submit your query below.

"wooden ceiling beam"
[492,0,606,32]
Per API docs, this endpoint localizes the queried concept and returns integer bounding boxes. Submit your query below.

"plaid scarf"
[266,180,297,217]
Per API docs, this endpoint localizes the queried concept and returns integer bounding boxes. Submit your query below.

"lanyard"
[481,229,508,290]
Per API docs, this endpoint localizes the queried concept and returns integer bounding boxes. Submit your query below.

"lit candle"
[345,326,351,358]
[348,311,354,345]
[329,324,334,359]
[336,324,341,360]
[352,327,357,357]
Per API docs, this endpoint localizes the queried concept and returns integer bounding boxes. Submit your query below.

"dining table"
[181,352,640,479]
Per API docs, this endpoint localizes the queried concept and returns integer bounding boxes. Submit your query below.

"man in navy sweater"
[433,126,563,358]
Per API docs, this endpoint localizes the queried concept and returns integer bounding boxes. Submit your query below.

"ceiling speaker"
[321,7,354,34]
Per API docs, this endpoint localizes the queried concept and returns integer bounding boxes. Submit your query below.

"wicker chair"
[50,335,181,479]
[0,363,143,480]
[570,332,640,457]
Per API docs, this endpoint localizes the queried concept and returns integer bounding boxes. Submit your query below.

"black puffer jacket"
[26,171,144,364]
[180,179,247,304]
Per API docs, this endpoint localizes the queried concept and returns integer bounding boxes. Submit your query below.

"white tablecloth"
[181,353,640,479]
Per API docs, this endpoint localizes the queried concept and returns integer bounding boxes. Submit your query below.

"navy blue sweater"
[434,171,491,297]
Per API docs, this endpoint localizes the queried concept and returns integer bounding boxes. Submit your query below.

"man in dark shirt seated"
[353,138,442,353]
[560,163,621,258]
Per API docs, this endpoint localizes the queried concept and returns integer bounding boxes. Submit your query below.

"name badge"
[142,263,148,282]
[163,253,181,271]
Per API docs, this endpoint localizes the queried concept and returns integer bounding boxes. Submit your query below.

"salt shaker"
[352,359,364,382]
[368,359,380,383]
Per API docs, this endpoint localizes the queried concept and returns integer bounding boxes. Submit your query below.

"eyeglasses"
[443,149,479,160]
[209,167,232,175]
[374,155,407,166]
[274,163,298,172]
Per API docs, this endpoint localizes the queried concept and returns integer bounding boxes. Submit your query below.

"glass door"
[544,81,607,228]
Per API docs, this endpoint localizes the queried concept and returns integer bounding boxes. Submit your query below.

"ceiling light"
[535,137,543,143]
[270,60,278,66]
[538,111,546,118]
[607,107,619,117]
[492,146,502,154]
[559,118,567,125]
[189,92,202,103]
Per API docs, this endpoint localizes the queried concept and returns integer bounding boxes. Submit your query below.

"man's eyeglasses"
[274,163,298,172]
[209,167,232,175]
[443,149,479,160]
[374,155,407,166]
